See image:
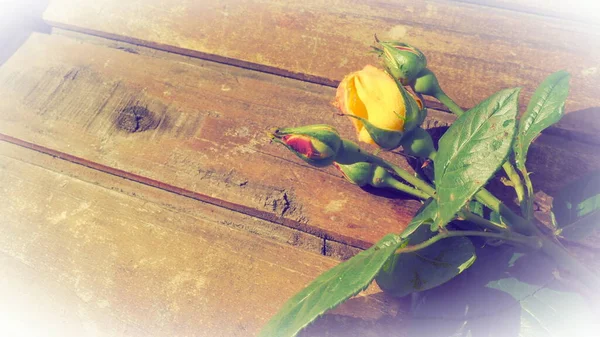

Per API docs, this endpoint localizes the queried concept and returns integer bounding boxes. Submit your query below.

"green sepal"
[393,76,424,132]
[343,114,405,150]
[334,139,373,165]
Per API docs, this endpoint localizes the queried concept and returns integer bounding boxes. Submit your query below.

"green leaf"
[375,225,476,298]
[377,200,476,298]
[434,88,520,228]
[553,170,600,241]
[259,234,405,337]
[514,71,570,170]
[401,198,438,235]
[469,200,485,218]
[409,246,596,337]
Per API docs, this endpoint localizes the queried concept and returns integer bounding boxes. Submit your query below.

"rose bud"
[334,162,426,199]
[373,40,427,85]
[333,162,375,187]
[269,124,342,167]
[334,65,423,150]
[412,68,443,97]
[399,127,435,159]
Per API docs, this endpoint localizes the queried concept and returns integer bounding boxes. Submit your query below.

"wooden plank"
[455,0,600,24]
[0,32,425,250]
[0,134,361,261]
[1,31,598,250]
[43,0,600,143]
[0,141,406,337]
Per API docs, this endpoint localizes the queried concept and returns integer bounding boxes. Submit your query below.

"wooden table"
[1,1,599,336]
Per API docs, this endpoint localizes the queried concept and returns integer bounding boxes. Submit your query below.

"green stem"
[382,176,430,200]
[435,91,465,116]
[476,189,600,290]
[395,230,541,254]
[367,155,437,198]
[460,210,510,233]
[521,167,535,221]
[503,162,526,207]
[474,189,534,235]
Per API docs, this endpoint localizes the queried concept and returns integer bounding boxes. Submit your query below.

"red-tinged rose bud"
[374,40,427,85]
[270,124,342,167]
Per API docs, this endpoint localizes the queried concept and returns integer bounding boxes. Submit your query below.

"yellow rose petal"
[354,66,406,132]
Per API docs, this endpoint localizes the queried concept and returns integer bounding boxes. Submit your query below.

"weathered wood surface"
[1,32,598,252]
[1,3,599,336]
[0,32,425,250]
[43,0,600,144]
[0,141,406,337]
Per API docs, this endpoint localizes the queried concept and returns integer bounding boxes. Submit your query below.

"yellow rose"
[334,65,423,148]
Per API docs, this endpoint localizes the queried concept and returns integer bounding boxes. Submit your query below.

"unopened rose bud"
[399,127,435,159]
[270,124,342,167]
[334,161,411,193]
[412,68,442,97]
[334,65,424,150]
[333,162,375,187]
[375,41,427,85]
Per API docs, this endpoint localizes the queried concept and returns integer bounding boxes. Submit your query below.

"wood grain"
[0,141,407,337]
[0,133,363,260]
[1,32,599,250]
[0,32,426,250]
[43,0,600,143]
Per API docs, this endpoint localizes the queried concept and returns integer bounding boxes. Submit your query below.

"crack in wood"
[0,133,370,252]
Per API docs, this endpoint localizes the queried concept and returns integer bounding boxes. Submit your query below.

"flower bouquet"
[260,40,599,337]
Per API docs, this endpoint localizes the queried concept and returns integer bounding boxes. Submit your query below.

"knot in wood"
[116,105,157,133]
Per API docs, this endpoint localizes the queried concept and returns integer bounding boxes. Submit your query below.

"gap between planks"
[47,25,599,147]
[0,140,407,336]
[2,30,597,258]
[43,29,600,194]
[42,0,600,147]
[0,135,361,260]
[0,31,428,250]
